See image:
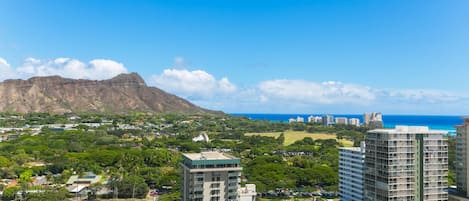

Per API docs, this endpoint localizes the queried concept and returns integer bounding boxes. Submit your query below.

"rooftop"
[339,147,362,151]
[183,152,237,161]
[66,172,102,185]
[369,125,447,134]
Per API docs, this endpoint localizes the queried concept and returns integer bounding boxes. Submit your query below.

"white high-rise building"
[307,116,322,124]
[322,115,334,126]
[364,126,448,201]
[296,116,304,123]
[456,118,469,197]
[339,142,365,201]
[181,152,242,201]
[335,117,348,125]
[348,118,360,127]
[363,112,383,128]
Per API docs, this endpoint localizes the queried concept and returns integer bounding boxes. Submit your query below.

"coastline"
[231,113,460,134]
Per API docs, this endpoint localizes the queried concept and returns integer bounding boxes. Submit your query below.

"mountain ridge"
[0,73,218,114]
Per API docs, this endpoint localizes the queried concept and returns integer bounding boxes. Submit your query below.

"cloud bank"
[0,57,127,80]
[149,58,469,114]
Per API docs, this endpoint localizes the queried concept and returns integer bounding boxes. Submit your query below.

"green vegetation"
[0,112,370,200]
[245,130,354,146]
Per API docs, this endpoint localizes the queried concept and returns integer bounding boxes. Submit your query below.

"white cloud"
[13,57,128,80]
[147,63,469,114]
[379,89,463,104]
[0,57,16,81]
[257,79,376,104]
[218,77,237,93]
[151,69,237,99]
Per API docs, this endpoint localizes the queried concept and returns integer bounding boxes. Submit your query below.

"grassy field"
[245,130,353,147]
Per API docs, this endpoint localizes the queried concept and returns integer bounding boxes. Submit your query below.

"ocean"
[230,113,465,134]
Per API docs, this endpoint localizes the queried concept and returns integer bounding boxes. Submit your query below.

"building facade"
[364,126,448,201]
[181,152,242,201]
[322,115,334,126]
[456,118,469,197]
[339,142,365,201]
[363,112,384,128]
[348,118,360,127]
[335,117,348,125]
[238,184,256,201]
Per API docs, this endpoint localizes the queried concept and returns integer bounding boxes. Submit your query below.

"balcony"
[228,172,239,177]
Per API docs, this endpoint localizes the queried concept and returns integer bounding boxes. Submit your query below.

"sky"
[1,0,469,115]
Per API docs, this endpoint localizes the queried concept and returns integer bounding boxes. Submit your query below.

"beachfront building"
[364,126,448,201]
[181,152,242,201]
[335,117,348,125]
[308,115,322,124]
[348,118,360,127]
[339,142,365,201]
[322,115,334,126]
[456,118,469,197]
[296,116,305,123]
[363,112,384,128]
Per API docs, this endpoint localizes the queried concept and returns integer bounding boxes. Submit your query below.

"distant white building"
[296,116,304,123]
[335,117,348,125]
[339,142,365,201]
[68,115,80,121]
[238,184,256,201]
[192,133,210,142]
[348,118,360,127]
[288,118,296,123]
[322,115,334,126]
[308,116,322,124]
[363,112,383,128]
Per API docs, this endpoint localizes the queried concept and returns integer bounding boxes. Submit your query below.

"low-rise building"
[238,184,256,201]
[66,172,102,189]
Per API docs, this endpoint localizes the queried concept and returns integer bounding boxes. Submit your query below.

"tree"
[277,133,285,145]
[2,186,19,201]
[115,175,149,198]
[19,169,33,187]
[0,156,11,168]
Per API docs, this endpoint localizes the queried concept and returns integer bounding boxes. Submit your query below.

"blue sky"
[1,0,469,114]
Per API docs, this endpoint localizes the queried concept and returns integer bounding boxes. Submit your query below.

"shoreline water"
[231,113,463,134]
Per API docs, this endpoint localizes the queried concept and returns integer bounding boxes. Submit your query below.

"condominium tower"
[322,115,334,126]
[339,142,366,201]
[363,112,384,128]
[181,152,242,201]
[456,118,469,197]
[364,126,448,201]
